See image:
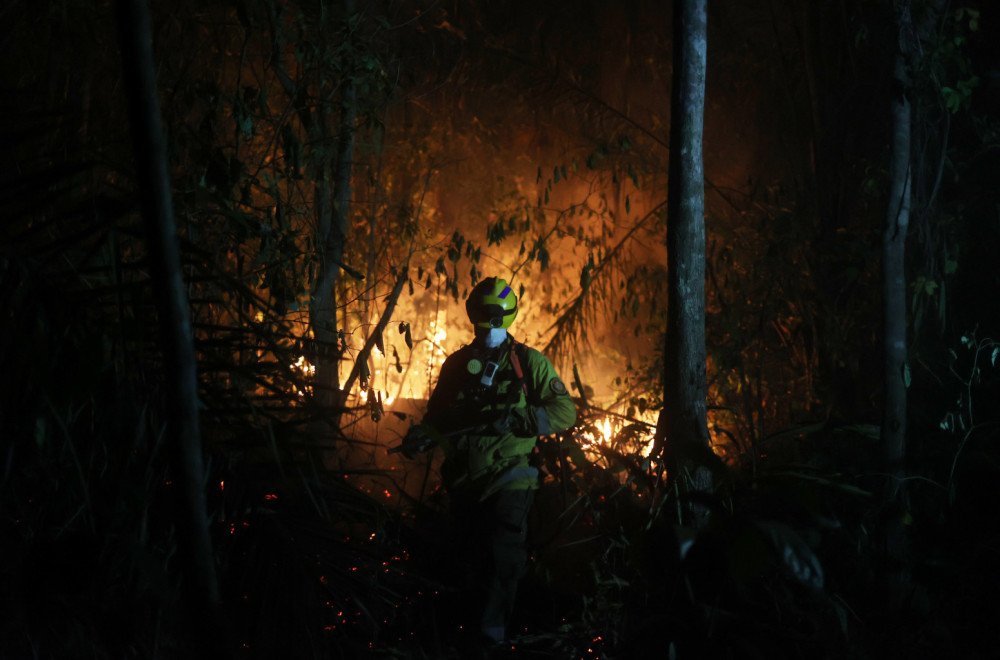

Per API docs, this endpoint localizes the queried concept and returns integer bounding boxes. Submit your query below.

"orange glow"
[292,355,316,377]
[289,355,316,397]
[576,413,657,465]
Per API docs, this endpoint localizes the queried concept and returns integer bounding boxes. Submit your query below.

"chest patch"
[550,378,568,395]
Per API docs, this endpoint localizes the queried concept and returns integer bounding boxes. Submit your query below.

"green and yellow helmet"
[466,277,518,329]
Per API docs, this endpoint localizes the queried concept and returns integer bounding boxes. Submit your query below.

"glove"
[491,407,537,437]
[400,425,432,459]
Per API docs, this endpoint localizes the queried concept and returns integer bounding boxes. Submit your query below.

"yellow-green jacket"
[422,335,576,500]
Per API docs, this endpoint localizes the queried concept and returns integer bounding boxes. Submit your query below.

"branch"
[340,266,410,402]
[543,199,668,359]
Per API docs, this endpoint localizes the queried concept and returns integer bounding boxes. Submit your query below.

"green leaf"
[991,347,998,366]
[942,86,962,113]
[903,362,911,388]
[239,115,254,138]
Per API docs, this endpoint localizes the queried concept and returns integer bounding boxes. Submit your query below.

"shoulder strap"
[508,340,534,402]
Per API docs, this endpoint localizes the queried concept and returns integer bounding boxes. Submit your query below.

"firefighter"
[402,276,576,646]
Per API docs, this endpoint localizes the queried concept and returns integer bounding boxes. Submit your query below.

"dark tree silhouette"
[882,0,946,613]
[114,0,225,654]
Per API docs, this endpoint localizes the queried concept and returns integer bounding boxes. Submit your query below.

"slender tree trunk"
[881,0,944,614]
[883,5,911,506]
[655,0,712,518]
[115,0,225,655]
[311,0,358,420]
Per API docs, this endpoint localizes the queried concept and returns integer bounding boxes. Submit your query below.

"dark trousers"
[451,487,534,643]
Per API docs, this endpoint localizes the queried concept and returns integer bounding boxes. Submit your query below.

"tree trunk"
[881,0,944,614]
[655,0,712,517]
[114,0,225,655]
[311,0,358,421]
[883,6,911,506]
